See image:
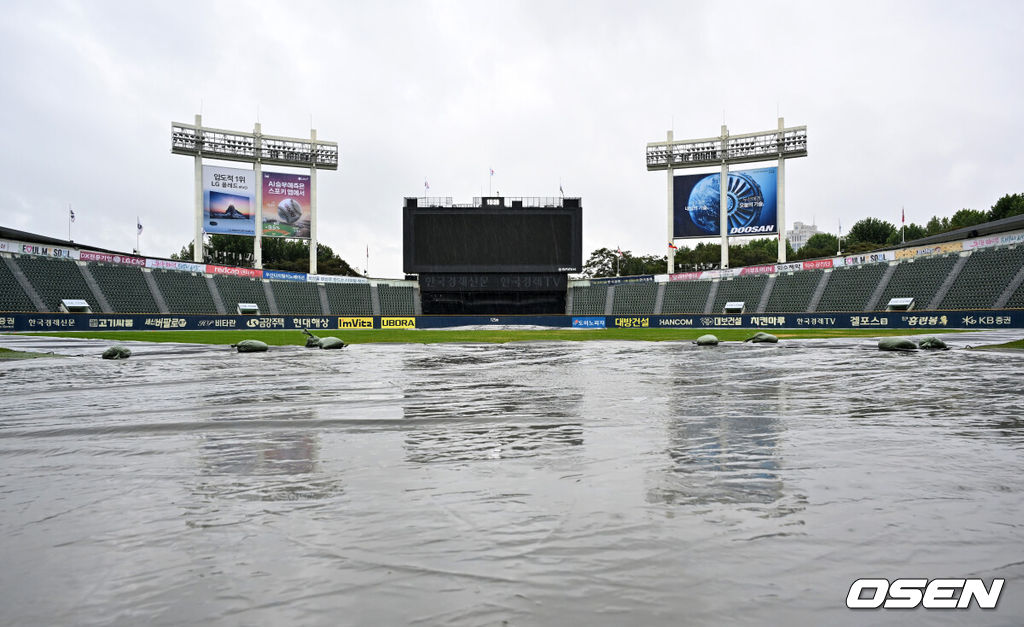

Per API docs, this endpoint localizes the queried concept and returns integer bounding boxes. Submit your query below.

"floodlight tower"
[646,118,807,272]
[171,115,338,273]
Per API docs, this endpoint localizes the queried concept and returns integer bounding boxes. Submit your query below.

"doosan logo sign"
[847,578,1004,609]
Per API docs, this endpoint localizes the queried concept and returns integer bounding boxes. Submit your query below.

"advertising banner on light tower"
[262,172,311,238]
[673,167,778,239]
[203,165,257,236]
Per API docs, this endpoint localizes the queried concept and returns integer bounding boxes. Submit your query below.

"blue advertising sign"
[572,316,606,329]
[263,270,307,282]
[673,167,778,239]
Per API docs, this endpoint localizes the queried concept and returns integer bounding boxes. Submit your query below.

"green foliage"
[948,208,989,231]
[990,193,1024,221]
[793,232,838,260]
[170,236,359,275]
[847,217,896,246]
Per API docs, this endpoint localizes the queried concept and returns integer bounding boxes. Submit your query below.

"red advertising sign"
[803,259,834,270]
[205,264,263,278]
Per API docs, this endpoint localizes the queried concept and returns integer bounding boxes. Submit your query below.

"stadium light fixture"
[171,115,338,272]
[648,119,807,272]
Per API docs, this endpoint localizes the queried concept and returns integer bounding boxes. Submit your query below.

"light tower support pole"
[253,122,263,269]
[193,114,203,263]
[646,120,807,270]
[310,128,318,274]
[720,124,729,270]
[777,117,787,263]
[666,129,674,274]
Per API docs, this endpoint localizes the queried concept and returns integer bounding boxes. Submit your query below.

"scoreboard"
[403,198,582,274]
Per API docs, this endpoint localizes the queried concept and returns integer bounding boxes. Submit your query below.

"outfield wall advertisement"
[203,165,256,236]
[673,167,778,239]
[262,172,311,238]
[4,311,1023,333]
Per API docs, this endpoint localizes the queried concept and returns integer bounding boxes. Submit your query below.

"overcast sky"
[1,1,1021,277]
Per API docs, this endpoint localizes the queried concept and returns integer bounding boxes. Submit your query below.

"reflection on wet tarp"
[194,430,341,502]
[648,414,784,506]
[404,423,584,464]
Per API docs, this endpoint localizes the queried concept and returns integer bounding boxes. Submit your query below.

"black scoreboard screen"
[404,203,582,273]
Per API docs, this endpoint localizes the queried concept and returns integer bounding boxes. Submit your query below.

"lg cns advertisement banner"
[203,166,257,236]
[262,172,311,238]
[673,167,778,239]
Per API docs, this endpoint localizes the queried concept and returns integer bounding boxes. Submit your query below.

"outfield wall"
[2,310,1022,333]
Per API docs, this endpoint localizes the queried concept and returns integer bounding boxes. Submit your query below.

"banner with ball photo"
[262,172,311,238]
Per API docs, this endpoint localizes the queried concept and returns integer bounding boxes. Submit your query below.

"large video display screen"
[673,167,778,238]
[404,205,582,273]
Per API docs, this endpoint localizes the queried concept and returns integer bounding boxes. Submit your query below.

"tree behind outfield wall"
[846,217,897,248]
[171,235,361,276]
[990,193,1024,221]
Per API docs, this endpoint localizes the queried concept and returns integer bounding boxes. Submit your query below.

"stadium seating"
[324,282,373,316]
[815,263,889,312]
[940,246,1024,309]
[270,280,323,315]
[1004,277,1024,309]
[661,280,714,314]
[378,284,415,316]
[88,263,160,314]
[570,284,608,315]
[213,275,271,313]
[764,269,823,313]
[0,258,38,312]
[151,269,219,314]
[711,274,769,313]
[611,282,658,315]
[877,254,959,310]
[12,255,95,312]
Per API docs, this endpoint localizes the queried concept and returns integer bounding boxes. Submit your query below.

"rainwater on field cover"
[1,332,1022,626]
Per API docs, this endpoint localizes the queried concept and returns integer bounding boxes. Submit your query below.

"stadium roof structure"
[0,226,127,256]
[886,213,1024,250]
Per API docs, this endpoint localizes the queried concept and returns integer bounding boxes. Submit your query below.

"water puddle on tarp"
[1,331,1022,625]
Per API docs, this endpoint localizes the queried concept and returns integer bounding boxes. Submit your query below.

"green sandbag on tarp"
[878,337,917,351]
[917,336,949,350]
[744,332,779,344]
[302,328,321,348]
[101,346,132,360]
[319,336,347,350]
[695,334,719,346]
[232,339,268,353]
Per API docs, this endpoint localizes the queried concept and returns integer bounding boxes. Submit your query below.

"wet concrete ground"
[1,331,1022,626]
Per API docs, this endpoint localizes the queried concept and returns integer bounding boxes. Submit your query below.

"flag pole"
[67,204,72,241]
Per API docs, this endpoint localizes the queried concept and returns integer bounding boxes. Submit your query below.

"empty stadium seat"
[661,281,713,314]
[711,275,768,313]
[877,254,958,311]
[13,255,94,312]
[570,284,608,315]
[611,283,658,315]
[940,247,1024,310]
[764,270,823,313]
[152,269,219,314]
[88,263,160,313]
[213,275,271,313]
[0,259,38,312]
[815,263,888,312]
[378,284,415,316]
[270,281,323,315]
[324,282,373,316]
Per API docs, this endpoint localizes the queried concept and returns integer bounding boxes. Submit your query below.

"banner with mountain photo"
[262,172,311,238]
[202,165,257,236]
